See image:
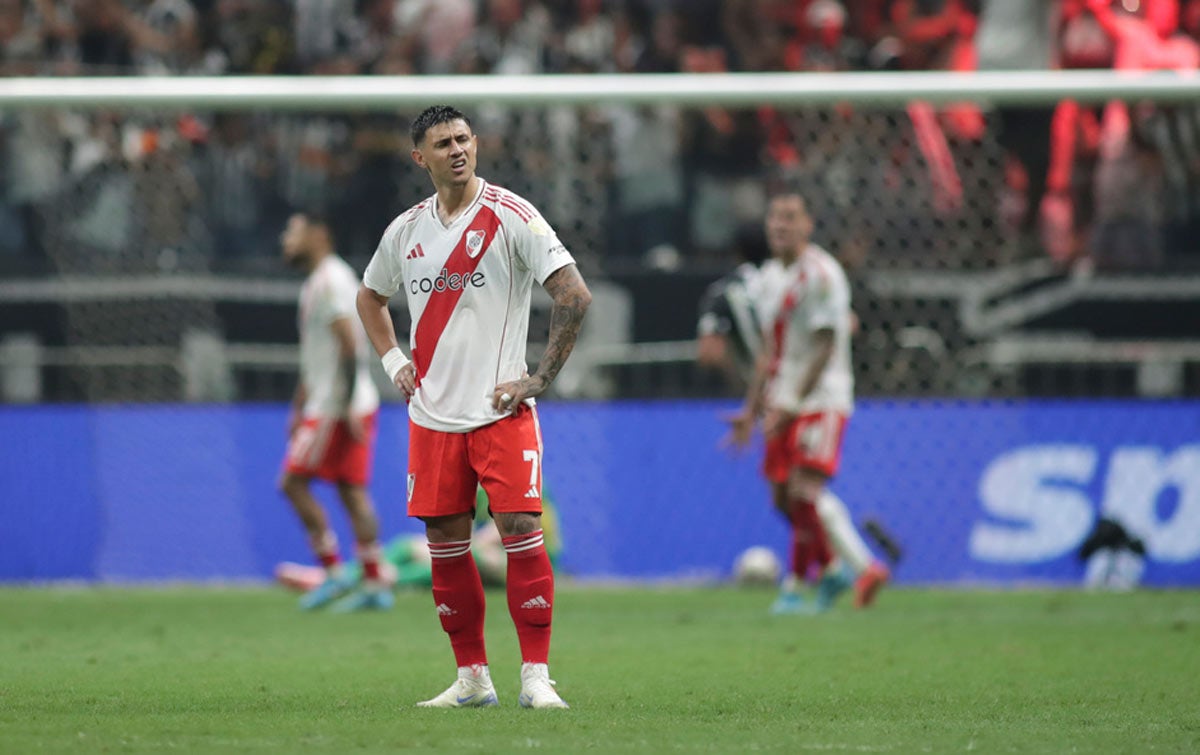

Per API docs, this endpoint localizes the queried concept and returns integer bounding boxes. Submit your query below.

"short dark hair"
[410,105,471,146]
[293,207,331,230]
[765,178,810,207]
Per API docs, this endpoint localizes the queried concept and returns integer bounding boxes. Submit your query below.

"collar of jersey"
[431,178,487,230]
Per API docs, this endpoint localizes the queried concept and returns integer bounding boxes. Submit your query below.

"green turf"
[1,585,1197,753]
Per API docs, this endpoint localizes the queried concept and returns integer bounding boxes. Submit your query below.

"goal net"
[7,71,1196,404]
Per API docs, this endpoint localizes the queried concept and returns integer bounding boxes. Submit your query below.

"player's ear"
[411,147,426,170]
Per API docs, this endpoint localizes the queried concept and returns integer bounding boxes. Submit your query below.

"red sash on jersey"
[411,206,502,383]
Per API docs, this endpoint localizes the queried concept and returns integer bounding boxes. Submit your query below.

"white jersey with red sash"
[299,254,381,419]
[766,244,855,416]
[362,179,575,432]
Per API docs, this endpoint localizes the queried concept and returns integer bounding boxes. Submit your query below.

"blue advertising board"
[1,400,1197,586]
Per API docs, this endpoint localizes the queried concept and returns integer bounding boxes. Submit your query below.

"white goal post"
[2,69,1200,110]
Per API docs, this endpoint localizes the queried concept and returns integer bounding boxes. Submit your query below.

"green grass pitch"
[2,585,1197,753]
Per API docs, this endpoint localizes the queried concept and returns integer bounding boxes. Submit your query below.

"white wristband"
[381,347,410,382]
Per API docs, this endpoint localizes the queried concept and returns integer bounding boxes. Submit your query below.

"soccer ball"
[733,546,782,586]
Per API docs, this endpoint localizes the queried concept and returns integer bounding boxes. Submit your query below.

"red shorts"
[763,411,848,484]
[283,412,377,486]
[407,405,545,518]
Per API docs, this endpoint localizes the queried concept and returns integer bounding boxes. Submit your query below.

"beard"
[285,249,314,271]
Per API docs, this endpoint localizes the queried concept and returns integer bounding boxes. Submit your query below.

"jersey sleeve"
[311,272,356,326]
[697,280,733,337]
[508,203,575,284]
[807,265,850,332]
[326,267,359,323]
[362,218,405,297]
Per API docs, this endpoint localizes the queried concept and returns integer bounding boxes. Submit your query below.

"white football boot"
[518,663,570,709]
[416,664,499,708]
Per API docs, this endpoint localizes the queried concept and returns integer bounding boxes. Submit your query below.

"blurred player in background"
[696,224,771,392]
[727,189,890,614]
[357,105,591,709]
[279,211,391,613]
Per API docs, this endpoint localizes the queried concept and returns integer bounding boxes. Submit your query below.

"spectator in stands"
[474,0,551,75]
[128,0,204,74]
[208,0,293,75]
[130,126,202,270]
[608,1,646,73]
[1042,0,1112,264]
[197,113,268,261]
[607,101,685,268]
[272,115,354,226]
[892,0,983,217]
[1091,105,1166,269]
[976,0,1061,244]
[793,0,866,71]
[74,0,137,71]
[633,6,682,73]
[1085,0,1197,269]
[602,9,687,267]
[561,0,616,71]
[338,111,408,257]
[889,0,980,77]
[1,0,38,73]
[395,0,475,74]
[680,46,766,259]
[54,112,136,268]
[721,0,790,72]
[1,4,70,266]
[1139,102,1200,261]
[291,0,358,71]
[345,0,399,73]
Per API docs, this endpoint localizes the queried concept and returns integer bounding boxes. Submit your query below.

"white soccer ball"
[733,546,782,586]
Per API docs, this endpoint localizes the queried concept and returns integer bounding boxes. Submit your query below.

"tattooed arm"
[492,263,592,412]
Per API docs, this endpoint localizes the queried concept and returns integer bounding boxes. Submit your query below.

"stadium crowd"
[3,0,1200,274]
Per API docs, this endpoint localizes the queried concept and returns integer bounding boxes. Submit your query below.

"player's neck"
[787,242,809,265]
[302,247,332,274]
[434,176,481,226]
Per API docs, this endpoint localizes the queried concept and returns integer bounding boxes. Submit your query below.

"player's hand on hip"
[492,375,547,414]
[395,362,417,398]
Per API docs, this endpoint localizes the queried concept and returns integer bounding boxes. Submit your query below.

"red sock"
[790,501,831,581]
[789,507,813,581]
[357,540,382,582]
[311,530,341,570]
[428,540,487,667]
[502,530,554,664]
[812,517,833,571]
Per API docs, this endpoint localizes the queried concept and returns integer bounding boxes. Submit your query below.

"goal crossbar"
[2,70,1198,110]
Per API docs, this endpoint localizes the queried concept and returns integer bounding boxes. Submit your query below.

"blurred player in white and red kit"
[357,106,591,709]
[728,188,890,614]
[279,211,391,613]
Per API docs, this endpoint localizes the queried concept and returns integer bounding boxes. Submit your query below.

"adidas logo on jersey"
[436,603,457,616]
[406,243,425,260]
[521,595,551,610]
[524,486,540,499]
